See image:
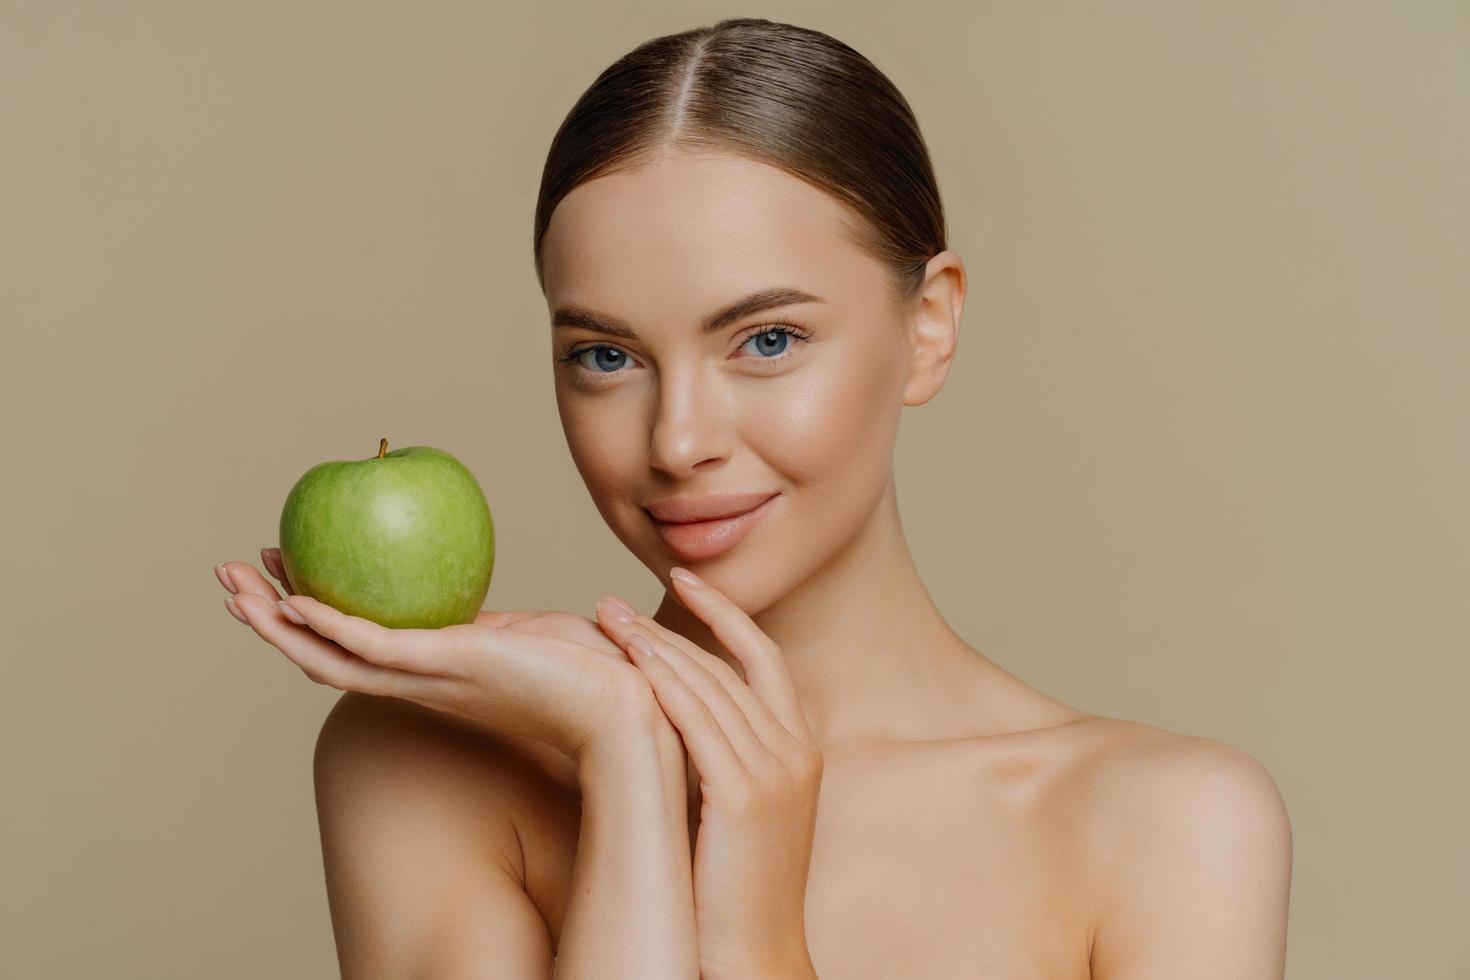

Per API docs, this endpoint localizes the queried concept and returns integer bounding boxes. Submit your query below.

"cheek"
[557,397,640,500]
[750,344,901,487]
[730,344,903,602]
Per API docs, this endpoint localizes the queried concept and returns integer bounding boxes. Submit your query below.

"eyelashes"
[556,322,813,386]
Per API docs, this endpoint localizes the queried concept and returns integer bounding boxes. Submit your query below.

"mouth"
[646,493,779,562]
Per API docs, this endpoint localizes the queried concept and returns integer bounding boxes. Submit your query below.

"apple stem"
[378,438,388,459]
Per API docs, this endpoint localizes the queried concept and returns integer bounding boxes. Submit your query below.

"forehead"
[540,151,873,318]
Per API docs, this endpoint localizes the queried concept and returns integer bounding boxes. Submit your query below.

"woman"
[215,17,1291,978]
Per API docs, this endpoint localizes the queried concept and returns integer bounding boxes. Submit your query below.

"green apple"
[278,439,495,629]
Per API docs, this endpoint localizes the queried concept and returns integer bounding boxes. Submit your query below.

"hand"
[256,546,631,663]
[247,548,690,778]
[214,551,658,762]
[592,568,823,980]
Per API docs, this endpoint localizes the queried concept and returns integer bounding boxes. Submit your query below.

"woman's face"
[538,150,916,607]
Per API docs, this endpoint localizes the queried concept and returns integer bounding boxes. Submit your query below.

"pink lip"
[649,493,779,561]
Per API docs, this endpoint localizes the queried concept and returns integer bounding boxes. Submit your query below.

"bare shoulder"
[1055,716,1293,977]
[1057,716,1289,821]
[316,690,579,793]
[313,692,584,974]
[315,691,581,878]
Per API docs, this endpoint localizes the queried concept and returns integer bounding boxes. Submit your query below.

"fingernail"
[278,600,308,625]
[627,633,659,659]
[670,566,703,589]
[597,598,633,624]
[215,564,237,594]
[225,596,248,624]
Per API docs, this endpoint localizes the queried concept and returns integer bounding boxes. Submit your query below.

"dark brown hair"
[532,17,948,313]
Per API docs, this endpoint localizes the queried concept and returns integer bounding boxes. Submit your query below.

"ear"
[901,249,966,407]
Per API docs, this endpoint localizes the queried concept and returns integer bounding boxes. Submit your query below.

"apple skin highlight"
[278,441,496,629]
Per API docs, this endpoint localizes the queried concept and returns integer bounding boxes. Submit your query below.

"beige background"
[3,2,1466,977]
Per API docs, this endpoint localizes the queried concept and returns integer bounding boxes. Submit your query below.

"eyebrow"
[551,286,825,340]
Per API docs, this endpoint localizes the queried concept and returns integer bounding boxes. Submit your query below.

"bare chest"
[797,751,1093,979]
[528,739,1095,979]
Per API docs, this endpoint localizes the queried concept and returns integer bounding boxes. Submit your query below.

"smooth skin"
[222,551,704,977]
[218,146,1292,978]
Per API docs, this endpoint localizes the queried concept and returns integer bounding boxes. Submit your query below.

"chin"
[626,492,799,612]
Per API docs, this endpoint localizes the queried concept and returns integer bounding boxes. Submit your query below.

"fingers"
[261,547,294,595]
[217,556,481,681]
[637,626,796,773]
[668,567,812,742]
[622,632,752,786]
[230,591,452,701]
[217,560,283,603]
[595,599,797,760]
[276,594,473,678]
[595,598,747,686]
[223,594,250,625]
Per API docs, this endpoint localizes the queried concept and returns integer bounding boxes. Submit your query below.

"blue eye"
[742,327,795,358]
[568,345,631,374]
[557,322,812,381]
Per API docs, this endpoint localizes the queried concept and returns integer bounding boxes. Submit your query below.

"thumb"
[261,546,295,596]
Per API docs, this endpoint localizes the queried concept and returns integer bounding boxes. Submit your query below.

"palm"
[262,545,630,663]
[475,608,631,663]
[262,546,692,809]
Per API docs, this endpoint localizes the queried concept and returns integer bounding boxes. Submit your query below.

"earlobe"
[901,252,965,407]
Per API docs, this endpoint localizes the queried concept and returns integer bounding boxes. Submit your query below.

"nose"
[647,359,732,478]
